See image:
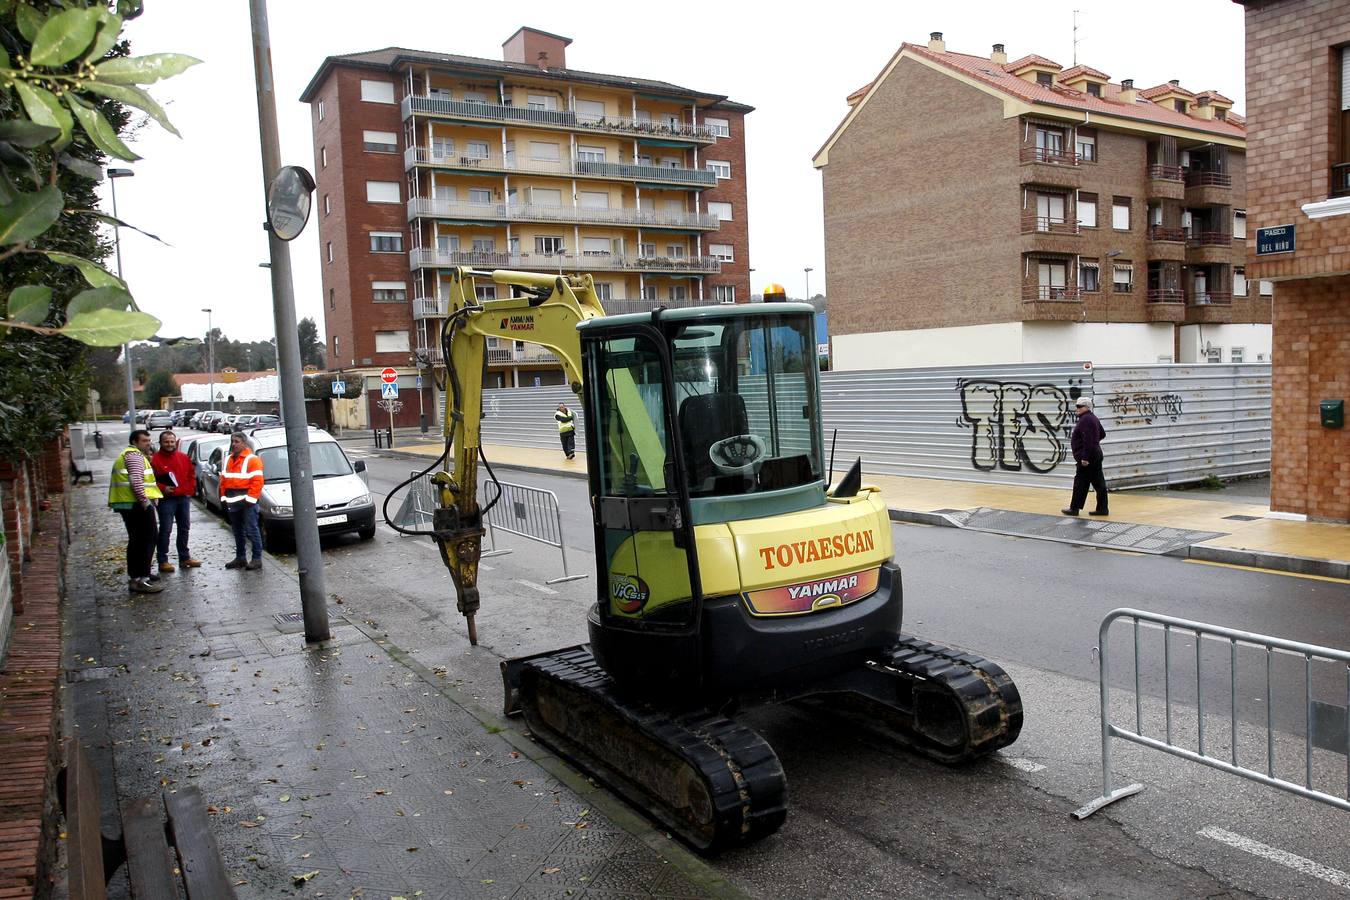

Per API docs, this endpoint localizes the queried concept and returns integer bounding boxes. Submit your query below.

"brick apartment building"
[813,33,1270,369]
[1236,0,1350,522]
[300,27,752,426]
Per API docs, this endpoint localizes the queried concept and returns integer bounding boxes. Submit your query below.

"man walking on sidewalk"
[220,431,265,570]
[1063,397,1109,517]
[150,430,201,573]
[555,402,576,460]
[108,430,163,594]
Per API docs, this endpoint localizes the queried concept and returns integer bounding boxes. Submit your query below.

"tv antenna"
[1073,9,1082,66]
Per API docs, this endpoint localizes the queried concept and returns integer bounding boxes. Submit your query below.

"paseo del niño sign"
[1255,224,1295,256]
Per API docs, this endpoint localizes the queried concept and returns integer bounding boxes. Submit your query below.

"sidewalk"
[347,436,1350,580]
[64,485,743,899]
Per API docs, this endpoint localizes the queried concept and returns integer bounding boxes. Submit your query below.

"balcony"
[1185,231,1233,265]
[408,248,722,275]
[404,146,717,188]
[1021,284,1083,320]
[401,95,719,144]
[1184,170,1232,206]
[603,298,701,315]
[1145,289,1185,322]
[1146,225,1186,261]
[407,197,722,231]
[1020,214,1080,253]
[487,345,560,366]
[1145,164,1186,201]
[412,296,448,319]
[1185,291,1234,324]
[1018,147,1082,188]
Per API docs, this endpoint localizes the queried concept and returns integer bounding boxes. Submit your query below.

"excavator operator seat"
[679,393,749,488]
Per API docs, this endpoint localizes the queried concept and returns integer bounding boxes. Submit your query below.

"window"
[1086,82,1102,98]
[1234,209,1247,239]
[707,201,732,221]
[659,156,681,169]
[528,141,559,160]
[333,335,339,358]
[706,160,731,179]
[1034,192,1066,227]
[372,281,407,303]
[362,130,398,153]
[710,243,734,262]
[462,91,486,104]
[1113,262,1134,292]
[366,181,400,204]
[1216,108,1227,121]
[471,237,495,252]
[431,137,453,159]
[1035,260,1067,298]
[535,236,565,255]
[475,285,497,302]
[577,144,606,163]
[369,231,403,253]
[467,189,491,205]
[639,242,655,257]
[465,140,489,159]
[1080,259,1100,292]
[1112,197,1131,230]
[326,242,332,263]
[582,238,611,256]
[660,244,682,259]
[1206,346,1223,364]
[531,187,563,206]
[526,94,557,111]
[374,330,410,353]
[432,182,455,201]
[642,285,658,301]
[668,285,688,301]
[436,234,459,253]
[593,282,613,302]
[427,86,451,100]
[323,194,330,216]
[705,117,730,137]
[1234,268,1248,296]
[1230,347,1245,363]
[1174,99,1187,113]
[575,99,605,123]
[328,288,334,310]
[320,146,327,168]
[1259,280,1274,296]
[713,284,736,303]
[578,191,609,209]
[360,80,395,104]
[1036,72,1053,86]
[1077,192,1097,228]
[1076,131,1096,162]
[316,100,324,121]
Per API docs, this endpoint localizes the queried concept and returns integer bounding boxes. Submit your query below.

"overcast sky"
[106,0,1246,345]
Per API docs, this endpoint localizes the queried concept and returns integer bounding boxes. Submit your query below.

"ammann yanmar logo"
[610,573,651,613]
[500,315,535,332]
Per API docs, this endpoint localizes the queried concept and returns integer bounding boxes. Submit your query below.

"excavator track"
[511,647,787,854]
[811,635,1024,765]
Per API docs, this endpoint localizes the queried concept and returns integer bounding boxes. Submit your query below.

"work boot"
[159,560,176,573]
[1060,508,1079,516]
[245,559,262,571]
[225,558,246,570]
[1089,509,1110,516]
[181,558,202,568]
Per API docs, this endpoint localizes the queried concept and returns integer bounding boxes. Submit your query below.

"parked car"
[215,414,240,434]
[250,414,281,430]
[174,408,199,427]
[134,410,149,425]
[193,411,218,430]
[146,410,174,429]
[233,415,258,430]
[183,434,230,504]
[199,427,375,549]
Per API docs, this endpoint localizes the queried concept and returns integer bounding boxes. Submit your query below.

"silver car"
[184,434,230,507]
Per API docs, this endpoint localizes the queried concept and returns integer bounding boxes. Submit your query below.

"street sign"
[1255,224,1295,256]
[415,375,423,388]
[381,382,399,399]
[381,367,398,384]
[332,380,346,396]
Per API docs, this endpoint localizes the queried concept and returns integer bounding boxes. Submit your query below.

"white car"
[243,426,375,551]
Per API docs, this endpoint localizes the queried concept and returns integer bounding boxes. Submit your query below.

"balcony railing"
[1147,164,1184,181]
[407,197,721,230]
[1020,214,1080,235]
[404,146,717,186]
[409,248,721,274]
[486,345,560,365]
[1022,285,1082,302]
[603,298,701,315]
[1189,291,1233,306]
[1146,225,1186,242]
[412,297,448,319]
[1186,230,1232,247]
[1146,288,1185,303]
[1332,162,1350,198]
[1019,147,1080,166]
[401,95,719,142]
[1184,170,1232,187]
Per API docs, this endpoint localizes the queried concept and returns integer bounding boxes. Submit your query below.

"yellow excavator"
[386,267,1022,853]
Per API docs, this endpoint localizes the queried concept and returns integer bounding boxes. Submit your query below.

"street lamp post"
[108,168,136,423]
[202,307,215,411]
[804,266,814,303]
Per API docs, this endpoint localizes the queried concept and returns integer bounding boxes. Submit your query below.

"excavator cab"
[577,304,826,691]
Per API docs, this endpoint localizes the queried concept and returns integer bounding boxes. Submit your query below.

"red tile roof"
[1058,64,1110,81]
[1004,53,1062,72]
[1196,89,1235,104]
[1140,81,1196,100]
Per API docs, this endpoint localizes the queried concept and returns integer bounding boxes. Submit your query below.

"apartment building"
[1235,0,1350,522]
[814,34,1269,369]
[301,27,752,423]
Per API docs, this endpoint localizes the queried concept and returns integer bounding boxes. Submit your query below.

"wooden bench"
[58,739,237,899]
[69,457,94,485]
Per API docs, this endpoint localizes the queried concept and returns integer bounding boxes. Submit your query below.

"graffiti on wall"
[957,379,1078,473]
[1106,392,1184,425]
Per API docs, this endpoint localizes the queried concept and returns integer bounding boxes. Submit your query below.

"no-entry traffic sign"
[381,367,398,384]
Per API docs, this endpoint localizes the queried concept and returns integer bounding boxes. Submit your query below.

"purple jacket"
[1071,410,1106,463]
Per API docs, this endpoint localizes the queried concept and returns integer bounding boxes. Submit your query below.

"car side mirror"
[353,460,366,473]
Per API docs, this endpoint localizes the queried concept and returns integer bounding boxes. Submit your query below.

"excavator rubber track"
[811,635,1024,765]
[510,647,787,854]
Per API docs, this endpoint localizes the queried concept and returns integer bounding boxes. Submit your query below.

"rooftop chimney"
[502,26,572,70]
[1169,79,1181,87]
[928,31,946,52]
[1118,78,1137,104]
[991,43,1007,65]
[1193,94,1214,119]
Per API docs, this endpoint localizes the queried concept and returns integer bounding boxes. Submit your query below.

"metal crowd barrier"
[392,470,587,585]
[1074,607,1350,819]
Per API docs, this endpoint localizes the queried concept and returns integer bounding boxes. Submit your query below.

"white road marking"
[1199,826,1350,890]
[1000,757,1046,773]
[517,579,558,595]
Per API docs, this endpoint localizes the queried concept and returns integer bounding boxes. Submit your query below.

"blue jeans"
[156,495,192,563]
[227,502,263,561]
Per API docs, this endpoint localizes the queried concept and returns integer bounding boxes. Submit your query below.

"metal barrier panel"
[1075,607,1350,819]
[392,469,437,532]
[477,478,586,585]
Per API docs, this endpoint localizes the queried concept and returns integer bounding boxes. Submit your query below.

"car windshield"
[257,441,352,484]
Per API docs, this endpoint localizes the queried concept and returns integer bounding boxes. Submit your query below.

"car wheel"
[358,524,376,541]
[260,519,292,553]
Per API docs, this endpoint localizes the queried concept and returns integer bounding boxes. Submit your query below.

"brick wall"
[700,107,751,302]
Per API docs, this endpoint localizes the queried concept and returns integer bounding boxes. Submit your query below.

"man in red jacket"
[150,430,201,572]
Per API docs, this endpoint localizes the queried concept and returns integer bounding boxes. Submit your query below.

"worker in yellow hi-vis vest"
[108,429,164,594]
[555,402,576,460]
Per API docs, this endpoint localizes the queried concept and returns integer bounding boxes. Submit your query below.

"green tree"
[141,369,174,407]
[298,317,324,368]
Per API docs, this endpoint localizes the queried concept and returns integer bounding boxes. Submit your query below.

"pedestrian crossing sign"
[381,382,399,399]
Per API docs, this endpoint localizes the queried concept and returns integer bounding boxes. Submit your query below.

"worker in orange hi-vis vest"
[220,431,265,570]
